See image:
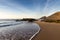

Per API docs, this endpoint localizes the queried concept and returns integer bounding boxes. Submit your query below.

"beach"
[32,21,60,40]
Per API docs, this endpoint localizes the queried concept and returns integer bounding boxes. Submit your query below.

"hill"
[47,12,60,20]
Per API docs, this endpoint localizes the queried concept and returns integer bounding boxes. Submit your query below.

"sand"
[32,21,60,40]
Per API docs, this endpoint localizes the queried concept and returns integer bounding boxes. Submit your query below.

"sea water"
[0,20,40,40]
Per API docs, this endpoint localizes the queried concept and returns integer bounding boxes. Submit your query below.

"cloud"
[0,0,40,19]
[43,0,50,13]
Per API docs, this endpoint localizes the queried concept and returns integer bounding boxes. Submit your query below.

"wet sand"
[32,21,60,40]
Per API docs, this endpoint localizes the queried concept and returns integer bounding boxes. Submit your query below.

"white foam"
[29,23,40,40]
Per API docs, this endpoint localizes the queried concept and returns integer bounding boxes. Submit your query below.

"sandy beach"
[32,21,60,40]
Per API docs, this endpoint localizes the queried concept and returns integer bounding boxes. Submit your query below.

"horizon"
[0,0,60,19]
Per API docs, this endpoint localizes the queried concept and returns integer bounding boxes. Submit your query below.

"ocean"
[0,20,40,40]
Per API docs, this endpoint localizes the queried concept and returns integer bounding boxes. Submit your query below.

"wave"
[0,21,40,40]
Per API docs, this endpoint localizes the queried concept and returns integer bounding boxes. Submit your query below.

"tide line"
[29,23,40,40]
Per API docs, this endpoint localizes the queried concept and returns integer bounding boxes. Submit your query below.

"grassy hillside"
[47,12,60,20]
[45,12,60,22]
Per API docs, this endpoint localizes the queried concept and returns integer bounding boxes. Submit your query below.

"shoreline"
[29,23,40,40]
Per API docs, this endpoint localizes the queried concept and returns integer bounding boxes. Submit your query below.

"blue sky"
[0,0,60,19]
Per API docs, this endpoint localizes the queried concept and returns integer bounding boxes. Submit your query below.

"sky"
[0,0,60,19]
